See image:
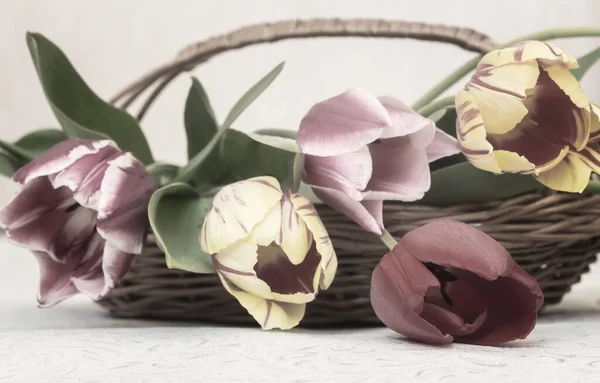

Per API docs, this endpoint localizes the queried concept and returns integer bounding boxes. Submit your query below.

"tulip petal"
[400,220,514,280]
[217,272,306,330]
[254,241,320,300]
[365,136,431,201]
[480,41,578,70]
[70,233,107,299]
[13,140,115,184]
[422,280,488,339]
[0,179,75,257]
[589,104,600,144]
[302,147,372,201]
[34,252,79,308]
[453,267,543,345]
[455,91,499,172]
[467,61,538,136]
[361,200,383,232]
[101,241,136,293]
[420,302,486,338]
[212,242,272,300]
[574,147,600,173]
[297,87,390,157]
[288,192,338,289]
[96,154,156,254]
[426,128,461,163]
[51,144,120,193]
[201,177,283,255]
[377,96,435,140]
[310,185,382,235]
[279,192,312,265]
[370,246,453,344]
[456,91,535,174]
[535,153,591,193]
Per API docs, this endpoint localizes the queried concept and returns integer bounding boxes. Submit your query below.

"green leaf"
[220,130,297,189]
[421,163,545,206]
[572,46,600,80]
[0,151,25,178]
[15,129,68,157]
[184,78,219,159]
[221,62,285,129]
[428,107,466,171]
[148,183,215,273]
[432,107,457,137]
[26,32,153,164]
[175,62,285,184]
[147,163,180,186]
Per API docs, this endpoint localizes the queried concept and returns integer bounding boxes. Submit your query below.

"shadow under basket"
[98,192,600,326]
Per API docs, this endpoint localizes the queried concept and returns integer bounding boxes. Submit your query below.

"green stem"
[584,180,600,194]
[411,26,600,111]
[254,128,298,139]
[417,96,456,117]
[380,229,398,251]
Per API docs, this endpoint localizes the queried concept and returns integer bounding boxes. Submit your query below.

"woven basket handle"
[111,18,497,120]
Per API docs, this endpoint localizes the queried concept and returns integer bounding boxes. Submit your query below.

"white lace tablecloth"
[2,238,600,382]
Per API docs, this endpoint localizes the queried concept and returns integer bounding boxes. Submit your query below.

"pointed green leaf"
[220,130,297,189]
[184,78,219,159]
[0,151,25,178]
[221,62,284,129]
[15,129,68,157]
[428,107,465,171]
[148,183,215,274]
[572,46,600,80]
[432,107,457,137]
[26,32,153,164]
[421,162,545,206]
[175,62,285,184]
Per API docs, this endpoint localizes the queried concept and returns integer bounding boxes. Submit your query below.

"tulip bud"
[371,220,543,345]
[0,139,156,306]
[297,87,460,235]
[201,176,338,330]
[456,41,600,192]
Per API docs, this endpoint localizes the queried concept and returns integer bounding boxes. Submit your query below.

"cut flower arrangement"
[2,19,600,345]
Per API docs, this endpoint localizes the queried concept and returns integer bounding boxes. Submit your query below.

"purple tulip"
[0,139,156,307]
[371,220,544,345]
[297,87,460,235]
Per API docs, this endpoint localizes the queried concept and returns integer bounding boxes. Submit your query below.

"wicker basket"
[99,19,600,326]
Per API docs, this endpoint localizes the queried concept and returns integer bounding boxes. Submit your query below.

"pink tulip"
[297,87,460,235]
[0,139,156,307]
[371,220,544,345]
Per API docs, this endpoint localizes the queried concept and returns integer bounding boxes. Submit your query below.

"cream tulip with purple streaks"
[456,40,600,193]
[201,176,337,330]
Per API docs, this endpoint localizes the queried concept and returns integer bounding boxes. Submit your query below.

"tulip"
[371,220,543,345]
[201,176,337,330]
[297,87,460,235]
[456,40,600,193]
[0,139,156,307]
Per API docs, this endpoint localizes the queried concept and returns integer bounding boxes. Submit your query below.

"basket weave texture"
[98,192,600,326]
[98,19,600,326]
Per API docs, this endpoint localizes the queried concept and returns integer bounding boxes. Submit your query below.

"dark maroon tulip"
[371,220,543,345]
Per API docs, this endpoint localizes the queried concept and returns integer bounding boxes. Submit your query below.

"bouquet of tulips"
[1,26,600,346]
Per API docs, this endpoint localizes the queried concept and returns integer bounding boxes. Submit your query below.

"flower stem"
[417,95,456,117]
[584,180,600,194]
[411,26,600,111]
[380,229,398,251]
